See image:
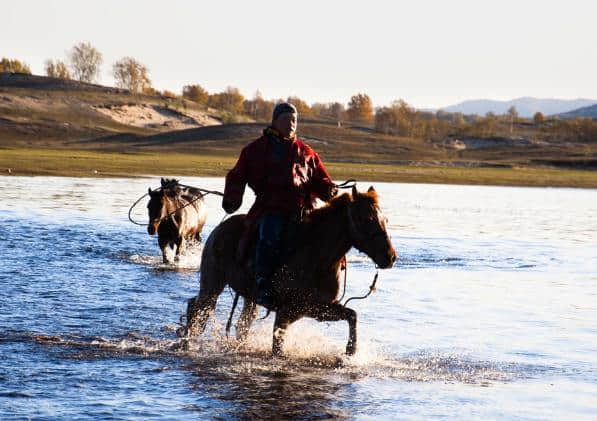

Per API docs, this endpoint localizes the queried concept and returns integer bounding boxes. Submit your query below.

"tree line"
[2,42,596,143]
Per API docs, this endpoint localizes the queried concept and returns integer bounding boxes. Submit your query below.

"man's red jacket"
[223,128,335,225]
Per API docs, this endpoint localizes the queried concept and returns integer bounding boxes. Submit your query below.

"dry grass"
[2,147,596,188]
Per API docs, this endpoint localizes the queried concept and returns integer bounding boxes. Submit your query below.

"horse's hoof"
[346,342,356,356]
[333,356,346,368]
[175,338,190,352]
[272,345,284,358]
[176,326,188,338]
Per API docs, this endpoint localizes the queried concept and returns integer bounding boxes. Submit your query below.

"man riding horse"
[222,102,338,308]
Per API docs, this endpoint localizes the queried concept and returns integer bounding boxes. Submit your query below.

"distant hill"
[557,103,597,120]
[442,97,597,118]
[0,72,125,93]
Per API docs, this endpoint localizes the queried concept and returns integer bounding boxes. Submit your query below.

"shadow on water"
[183,360,349,420]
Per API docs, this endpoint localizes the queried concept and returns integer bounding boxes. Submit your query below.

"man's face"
[272,112,297,139]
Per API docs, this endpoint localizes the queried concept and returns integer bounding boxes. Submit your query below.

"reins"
[128,183,224,226]
[343,269,379,307]
[336,179,356,190]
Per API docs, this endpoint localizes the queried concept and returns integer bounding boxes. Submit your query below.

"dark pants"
[255,213,289,283]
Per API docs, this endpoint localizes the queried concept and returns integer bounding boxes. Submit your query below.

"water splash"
[10,323,535,386]
[126,243,203,270]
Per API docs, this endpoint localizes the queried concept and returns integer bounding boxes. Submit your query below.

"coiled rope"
[128,183,224,226]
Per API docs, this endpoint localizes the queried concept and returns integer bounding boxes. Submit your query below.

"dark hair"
[272,102,297,121]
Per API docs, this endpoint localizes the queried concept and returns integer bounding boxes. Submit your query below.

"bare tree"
[45,59,71,79]
[507,106,518,134]
[112,57,151,93]
[69,42,102,83]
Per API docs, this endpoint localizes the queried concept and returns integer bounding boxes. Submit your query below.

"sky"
[3,0,597,109]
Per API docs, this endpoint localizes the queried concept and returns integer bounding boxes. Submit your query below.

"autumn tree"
[311,102,345,123]
[0,58,31,74]
[329,102,345,123]
[112,57,151,93]
[208,86,245,114]
[182,84,209,106]
[69,42,102,83]
[287,96,311,117]
[347,93,373,122]
[452,112,465,127]
[244,90,275,122]
[45,59,71,79]
[161,90,177,98]
[374,99,418,136]
[533,111,545,123]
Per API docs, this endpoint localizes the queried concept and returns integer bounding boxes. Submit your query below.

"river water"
[1,176,596,420]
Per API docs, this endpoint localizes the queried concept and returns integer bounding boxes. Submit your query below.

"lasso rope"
[336,179,356,189]
[127,183,224,226]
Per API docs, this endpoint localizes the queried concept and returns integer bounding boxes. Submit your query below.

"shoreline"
[1,147,596,189]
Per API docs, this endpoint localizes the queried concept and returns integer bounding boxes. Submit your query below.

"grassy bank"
[2,147,596,188]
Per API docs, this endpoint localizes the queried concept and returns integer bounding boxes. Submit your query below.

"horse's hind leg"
[307,303,358,356]
[236,298,258,343]
[184,292,220,336]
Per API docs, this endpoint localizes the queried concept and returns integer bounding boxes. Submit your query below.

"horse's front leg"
[175,236,185,260]
[158,236,171,264]
[272,309,301,356]
[308,303,358,356]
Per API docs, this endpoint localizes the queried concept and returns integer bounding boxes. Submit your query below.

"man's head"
[272,102,297,139]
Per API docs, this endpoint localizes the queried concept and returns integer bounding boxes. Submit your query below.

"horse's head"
[147,187,164,235]
[147,186,178,235]
[347,185,397,269]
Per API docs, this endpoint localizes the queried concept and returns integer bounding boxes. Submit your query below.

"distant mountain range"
[441,97,597,118]
[556,103,597,119]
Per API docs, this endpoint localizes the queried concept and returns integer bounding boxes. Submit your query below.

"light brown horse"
[147,178,208,263]
[180,186,396,356]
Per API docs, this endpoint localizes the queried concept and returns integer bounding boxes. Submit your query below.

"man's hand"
[222,198,237,214]
[329,184,338,199]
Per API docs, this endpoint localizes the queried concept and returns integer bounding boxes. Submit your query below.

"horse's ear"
[148,187,152,195]
[352,185,358,198]
[160,178,166,187]
[368,186,375,193]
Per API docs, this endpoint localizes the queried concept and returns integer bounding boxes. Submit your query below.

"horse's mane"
[303,189,379,227]
[159,178,203,202]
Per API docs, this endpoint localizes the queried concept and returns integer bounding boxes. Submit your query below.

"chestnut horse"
[147,178,208,263]
[180,186,396,356]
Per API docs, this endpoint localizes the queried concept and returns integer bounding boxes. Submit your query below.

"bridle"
[342,196,390,307]
[149,192,185,229]
[346,201,389,248]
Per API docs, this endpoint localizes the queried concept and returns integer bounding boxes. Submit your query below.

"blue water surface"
[1,176,596,420]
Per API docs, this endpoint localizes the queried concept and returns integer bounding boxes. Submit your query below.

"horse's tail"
[225,291,240,337]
